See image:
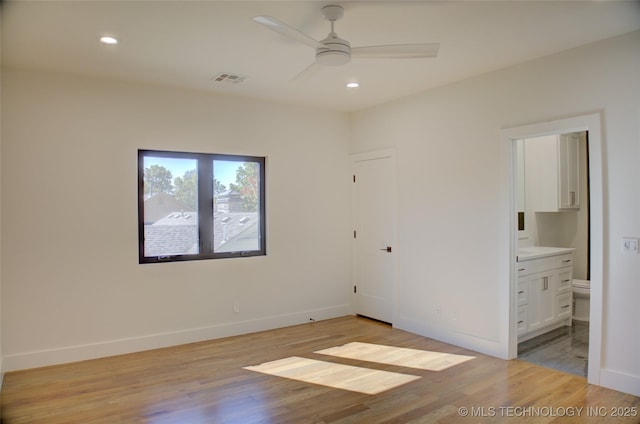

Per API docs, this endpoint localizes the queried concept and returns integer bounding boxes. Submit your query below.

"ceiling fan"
[253,4,440,80]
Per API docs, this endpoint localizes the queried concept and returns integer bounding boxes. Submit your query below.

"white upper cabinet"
[557,133,581,209]
[525,133,580,212]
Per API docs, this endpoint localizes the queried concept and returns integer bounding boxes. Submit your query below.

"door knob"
[380,246,392,253]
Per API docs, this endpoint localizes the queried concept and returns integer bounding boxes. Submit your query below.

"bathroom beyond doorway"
[515,130,591,378]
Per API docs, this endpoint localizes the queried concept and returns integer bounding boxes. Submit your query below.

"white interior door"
[352,150,396,324]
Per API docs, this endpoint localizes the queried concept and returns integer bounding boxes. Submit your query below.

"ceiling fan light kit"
[316,37,351,66]
[253,4,439,80]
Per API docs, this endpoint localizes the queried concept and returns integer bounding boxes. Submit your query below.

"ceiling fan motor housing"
[316,35,351,66]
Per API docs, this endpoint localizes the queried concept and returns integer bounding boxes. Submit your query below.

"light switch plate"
[622,238,639,254]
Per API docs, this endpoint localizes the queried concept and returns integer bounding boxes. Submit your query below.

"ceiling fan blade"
[253,16,324,49]
[290,61,324,82]
[351,43,440,59]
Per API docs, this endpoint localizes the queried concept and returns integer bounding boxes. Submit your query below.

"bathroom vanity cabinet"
[525,133,580,211]
[517,249,574,341]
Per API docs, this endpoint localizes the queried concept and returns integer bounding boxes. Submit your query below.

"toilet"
[572,279,590,322]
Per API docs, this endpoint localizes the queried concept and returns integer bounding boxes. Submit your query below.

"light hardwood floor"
[2,316,639,423]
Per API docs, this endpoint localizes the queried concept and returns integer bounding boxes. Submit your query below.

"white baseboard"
[600,368,640,397]
[395,315,506,359]
[397,316,640,397]
[2,304,350,372]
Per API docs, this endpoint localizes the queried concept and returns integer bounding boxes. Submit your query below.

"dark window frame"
[138,149,266,263]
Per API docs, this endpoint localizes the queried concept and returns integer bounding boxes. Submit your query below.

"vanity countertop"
[517,246,575,262]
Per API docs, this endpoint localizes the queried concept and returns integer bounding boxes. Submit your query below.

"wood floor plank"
[1,316,639,423]
[244,356,421,395]
[315,341,475,371]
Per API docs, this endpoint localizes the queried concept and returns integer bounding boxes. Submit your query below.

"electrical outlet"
[233,302,240,313]
[622,238,639,254]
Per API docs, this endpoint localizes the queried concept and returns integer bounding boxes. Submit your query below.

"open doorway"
[501,113,603,387]
[514,132,590,376]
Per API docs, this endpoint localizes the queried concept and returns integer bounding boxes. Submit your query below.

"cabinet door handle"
[518,268,526,272]
[518,320,524,324]
[561,304,571,309]
[562,259,572,263]
[543,277,548,290]
[571,191,576,206]
[562,279,570,283]
[518,290,524,294]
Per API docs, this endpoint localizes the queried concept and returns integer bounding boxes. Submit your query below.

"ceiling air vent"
[212,73,246,84]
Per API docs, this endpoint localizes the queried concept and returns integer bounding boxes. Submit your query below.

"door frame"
[500,113,603,385]
[351,149,398,324]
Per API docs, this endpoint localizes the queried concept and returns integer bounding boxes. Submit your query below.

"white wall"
[350,31,640,396]
[1,68,352,370]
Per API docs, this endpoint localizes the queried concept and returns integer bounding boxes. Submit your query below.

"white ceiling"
[3,1,640,112]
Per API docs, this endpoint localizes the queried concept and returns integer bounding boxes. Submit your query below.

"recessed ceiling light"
[346,82,359,88]
[99,36,118,45]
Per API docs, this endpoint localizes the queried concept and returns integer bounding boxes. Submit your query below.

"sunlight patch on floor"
[315,342,476,371]
[243,356,421,395]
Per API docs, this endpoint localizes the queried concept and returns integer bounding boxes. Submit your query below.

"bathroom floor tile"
[517,321,589,377]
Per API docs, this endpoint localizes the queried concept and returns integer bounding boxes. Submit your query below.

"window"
[138,150,266,263]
